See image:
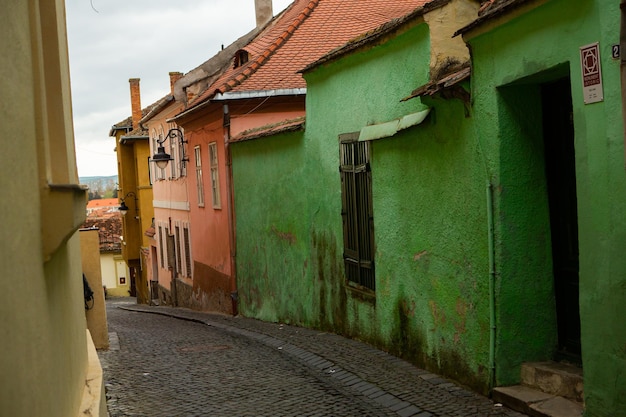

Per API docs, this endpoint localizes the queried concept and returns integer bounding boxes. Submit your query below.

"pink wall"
[145,100,192,298]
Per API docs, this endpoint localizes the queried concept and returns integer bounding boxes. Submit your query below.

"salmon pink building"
[137,72,197,306]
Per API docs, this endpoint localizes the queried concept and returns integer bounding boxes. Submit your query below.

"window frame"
[339,133,376,292]
[194,145,205,207]
[183,225,192,278]
[208,142,221,209]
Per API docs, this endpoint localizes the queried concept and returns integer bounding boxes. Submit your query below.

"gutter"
[486,181,496,391]
[170,88,307,123]
[212,88,306,101]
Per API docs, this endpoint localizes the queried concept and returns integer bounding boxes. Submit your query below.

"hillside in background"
[80,175,118,200]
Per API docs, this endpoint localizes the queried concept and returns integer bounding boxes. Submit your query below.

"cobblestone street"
[99,298,527,417]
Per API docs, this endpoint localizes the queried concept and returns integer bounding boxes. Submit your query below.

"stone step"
[521,361,584,403]
[493,385,583,417]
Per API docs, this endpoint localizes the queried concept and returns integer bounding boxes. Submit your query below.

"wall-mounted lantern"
[152,127,188,169]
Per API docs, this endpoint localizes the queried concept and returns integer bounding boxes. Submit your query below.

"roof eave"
[119,135,148,144]
[233,122,305,143]
[454,0,546,38]
[171,88,307,122]
[109,125,132,137]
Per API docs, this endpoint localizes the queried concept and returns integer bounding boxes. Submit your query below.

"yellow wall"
[117,137,141,262]
[0,1,105,415]
[101,253,131,297]
[115,134,154,303]
[80,229,109,349]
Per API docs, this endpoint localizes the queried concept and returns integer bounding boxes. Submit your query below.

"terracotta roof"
[86,198,119,210]
[183,0,431,114]
[454,0,533,36]
[140,94,175,125]
[82,212,123,253]
[302,0,450,73]
[231,116,305,142]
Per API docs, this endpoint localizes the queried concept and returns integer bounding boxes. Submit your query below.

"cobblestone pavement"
[99,298,528,417]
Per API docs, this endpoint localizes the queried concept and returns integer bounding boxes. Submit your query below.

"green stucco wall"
[368,100,490,390]
[468,0,626,415]
[232,132,312,324]
[234,22,497,392]
[234,1,626,411]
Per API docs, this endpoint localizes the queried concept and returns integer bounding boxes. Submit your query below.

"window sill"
[346,282,376,305]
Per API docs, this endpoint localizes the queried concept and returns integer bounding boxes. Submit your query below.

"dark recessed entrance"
[541,77,581,361]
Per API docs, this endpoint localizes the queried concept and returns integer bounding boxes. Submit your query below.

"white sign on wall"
[580,42,604,104]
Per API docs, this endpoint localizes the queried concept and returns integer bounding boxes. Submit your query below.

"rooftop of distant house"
[82,209,123,253]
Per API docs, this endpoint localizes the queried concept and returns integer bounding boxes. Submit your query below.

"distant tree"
[103,188,118,199]
[88,190,102,200]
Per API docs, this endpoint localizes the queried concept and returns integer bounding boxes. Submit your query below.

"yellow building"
[0,1,106,416]
[109,78,155,304]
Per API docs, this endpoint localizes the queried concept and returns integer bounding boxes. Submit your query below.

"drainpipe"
[223,104,239,316]
[619,0,626,167]
[486,181,496,392]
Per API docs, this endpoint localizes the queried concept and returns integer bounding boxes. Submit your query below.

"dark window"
[175,225,182,275]
[183,227,192,277]
[166,227,176,271]
[159,226,165,268]
[339,133,375,291]
[234,50,249,68]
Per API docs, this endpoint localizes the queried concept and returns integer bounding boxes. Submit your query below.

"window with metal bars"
[339,133,375,291]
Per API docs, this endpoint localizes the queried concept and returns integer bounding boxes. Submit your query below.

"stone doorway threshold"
[493,361,583,417]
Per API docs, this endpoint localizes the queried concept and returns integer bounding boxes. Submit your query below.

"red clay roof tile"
[185,0,430,112]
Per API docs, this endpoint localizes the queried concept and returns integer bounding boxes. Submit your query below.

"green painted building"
[458,0,626,415]
[231,0,626,415]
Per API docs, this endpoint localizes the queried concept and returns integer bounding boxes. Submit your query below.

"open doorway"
[541,77,581,361]
[495,68,583,384]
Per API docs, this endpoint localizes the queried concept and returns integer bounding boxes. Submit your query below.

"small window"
[209,142,221,208]
[195,146,204,207]
[234,50,249,68]
[166,228,175,270]
[339,133,375,292]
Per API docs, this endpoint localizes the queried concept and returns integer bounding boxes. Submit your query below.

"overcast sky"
[66,0,293,178]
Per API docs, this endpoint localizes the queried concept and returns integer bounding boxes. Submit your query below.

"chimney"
[169,72,183,95]
[255,0,273,28]
[129,78,142,130]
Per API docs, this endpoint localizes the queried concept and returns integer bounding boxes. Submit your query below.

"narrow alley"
[99,298,526,417]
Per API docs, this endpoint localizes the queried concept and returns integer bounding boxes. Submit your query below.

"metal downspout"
[486,181,496,392]
[223,104,239,316]
[621,0,626,168]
